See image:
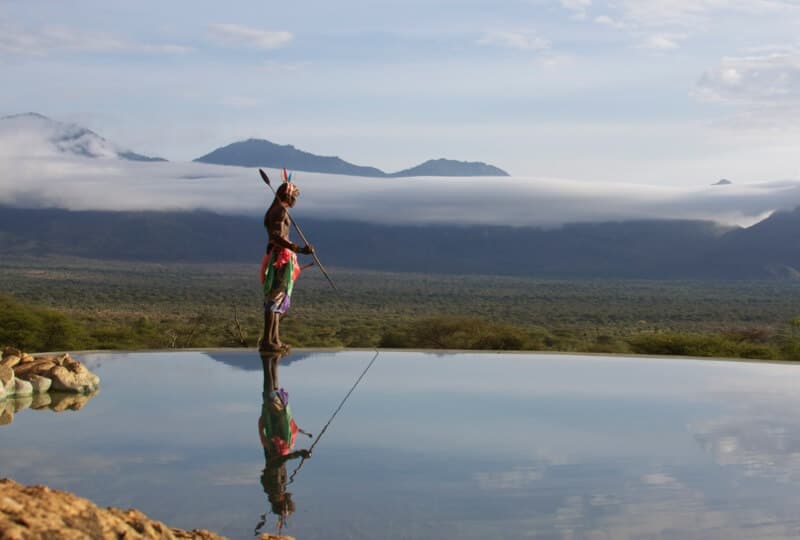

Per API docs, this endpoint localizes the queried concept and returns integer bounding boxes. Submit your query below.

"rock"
[13,378,33,397]
[2,346,21,360]
[0,355,21,369]
[49,364,100,394]
[0,478,242,540]
[19,353,35,364]
[12,360,56,381]
[0,365,15,395]
[27,374,52,394]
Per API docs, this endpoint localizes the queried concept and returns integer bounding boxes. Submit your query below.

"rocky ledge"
[0,347,100,401]
[0,478,294,539]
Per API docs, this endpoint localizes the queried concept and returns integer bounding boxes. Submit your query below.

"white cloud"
[477,30,550,51]
[615,0,800,29]
[207,23,292,50]
[3,113,800,227]
[642,33,685,50]
[560,0,592,19]
[1,153,799,228]
[594,15,624,28]
[696,49,800,106]
[0,24,190,57]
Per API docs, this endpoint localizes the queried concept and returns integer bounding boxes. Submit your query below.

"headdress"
[282,168,299,198]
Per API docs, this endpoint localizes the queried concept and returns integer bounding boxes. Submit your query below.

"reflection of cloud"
[693,416,800,483]
[474,466,543,490]
[641,472,677,485]
[691,367,800,483]
[199,463,260,487]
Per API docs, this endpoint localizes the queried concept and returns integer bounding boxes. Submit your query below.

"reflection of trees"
[0,390,98,426]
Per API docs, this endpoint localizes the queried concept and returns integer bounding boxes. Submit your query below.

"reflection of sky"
[2,351,800,539]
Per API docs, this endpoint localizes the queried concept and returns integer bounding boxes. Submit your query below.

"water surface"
[2,350,800,539]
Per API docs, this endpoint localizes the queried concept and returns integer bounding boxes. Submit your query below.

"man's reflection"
[256,351,311,535]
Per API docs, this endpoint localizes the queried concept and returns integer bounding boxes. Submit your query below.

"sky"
[2,0,800,186]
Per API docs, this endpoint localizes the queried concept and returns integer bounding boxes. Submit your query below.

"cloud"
[694,48,800,129]
[2,114,800,228]
[2,150,800,229]
[560,0,592,19]
[207,23,292,50]
[696,49,800,106]
[614,0,800,29]
[594,15,624,28]
[0,23,190,57]
[642,33,686,50]
[477,30,550,51]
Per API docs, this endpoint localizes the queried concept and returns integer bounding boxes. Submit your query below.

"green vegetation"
[3,256,800,360]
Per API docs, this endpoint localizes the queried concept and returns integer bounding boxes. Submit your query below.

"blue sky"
[2,0,800,185]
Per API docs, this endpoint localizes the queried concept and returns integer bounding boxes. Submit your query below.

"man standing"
[259,175,313,352]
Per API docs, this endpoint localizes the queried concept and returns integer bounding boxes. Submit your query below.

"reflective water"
[3,350,800,539]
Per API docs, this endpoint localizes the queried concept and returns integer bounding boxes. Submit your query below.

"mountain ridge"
[0,113,167,162]
[193,138,510,177]
[1,204,798,280]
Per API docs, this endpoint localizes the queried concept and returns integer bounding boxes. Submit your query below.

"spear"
[258,168,338,292]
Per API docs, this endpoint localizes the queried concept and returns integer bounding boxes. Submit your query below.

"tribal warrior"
[259,174,313,352]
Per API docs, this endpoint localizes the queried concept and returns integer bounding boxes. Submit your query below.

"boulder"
[0,365,15,395]
[0,478,244,540]
[49,364,100,394]
[0,354,21,369]
[13,378,33,397]
[27,374,52,394]
[2,346,21,360]
[12,360,56,381]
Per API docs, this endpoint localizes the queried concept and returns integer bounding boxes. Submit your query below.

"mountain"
[713,179,733,186]
[3,204,800,280]
[389,159,509,177]
[194,139,385,177]
[194,138,508,177]
[0,113,166,162]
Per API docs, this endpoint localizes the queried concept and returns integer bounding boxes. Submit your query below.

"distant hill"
[3,205,800,280]
[389,159,509,177]
[194,138,509,177]
[713,179,733,186]
[194,139,385,176]
[0,113,166,162]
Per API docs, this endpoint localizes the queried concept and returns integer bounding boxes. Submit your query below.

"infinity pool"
[2,350,800,539]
